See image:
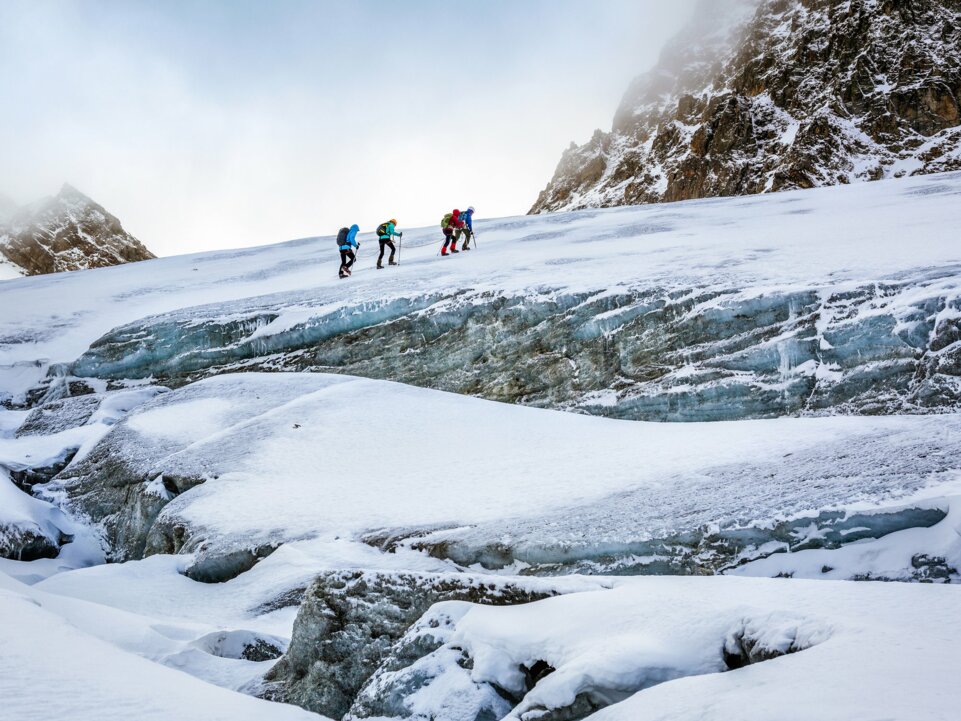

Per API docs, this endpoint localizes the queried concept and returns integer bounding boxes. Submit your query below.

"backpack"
[376,222,389,238]
[336,227,349,247]
[441,213,453,230]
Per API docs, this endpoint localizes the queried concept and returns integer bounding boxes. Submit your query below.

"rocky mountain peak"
[530,0,961,213]
[0,184,155,277]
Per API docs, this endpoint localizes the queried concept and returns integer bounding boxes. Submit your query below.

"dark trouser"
[378,238,396,265]
[456,227,472,248]
[442,228,454,250]
[339,249,355,271]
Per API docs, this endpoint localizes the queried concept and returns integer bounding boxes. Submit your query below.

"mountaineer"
[375,219,402,269]
[336,224,360,278]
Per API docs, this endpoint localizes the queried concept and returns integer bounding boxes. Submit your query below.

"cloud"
[0,0,695,255]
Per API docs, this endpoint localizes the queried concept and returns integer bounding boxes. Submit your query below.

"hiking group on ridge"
[337,206,476,278]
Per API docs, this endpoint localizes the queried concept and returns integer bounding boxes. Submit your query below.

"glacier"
[34,171,961,421]
[1,172,961,721]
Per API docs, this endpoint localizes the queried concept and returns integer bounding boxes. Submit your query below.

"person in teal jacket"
[376,218,402,269]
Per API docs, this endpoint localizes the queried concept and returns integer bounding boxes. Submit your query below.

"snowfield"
[1,171,960,421]
[33,372,961,583]
[445,577,961,721]
[0,570,326,721]
[1,172,960,720]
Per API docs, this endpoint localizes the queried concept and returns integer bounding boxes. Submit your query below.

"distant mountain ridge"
[0,184,155,277]
[530,0,961,213]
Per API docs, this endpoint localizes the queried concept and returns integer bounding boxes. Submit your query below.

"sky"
[0,0,696,256]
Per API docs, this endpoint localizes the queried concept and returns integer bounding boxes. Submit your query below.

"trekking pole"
[397,234,402,266]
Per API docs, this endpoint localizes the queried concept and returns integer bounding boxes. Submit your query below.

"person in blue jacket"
[457,206,476,250]
[337,224,360,278]
[376,218,403,269]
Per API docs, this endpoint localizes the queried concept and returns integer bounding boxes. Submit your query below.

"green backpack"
[441,213,453,230]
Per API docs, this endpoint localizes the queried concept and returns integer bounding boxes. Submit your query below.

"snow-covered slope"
[0,571,325,721]
[4,172,959,421]
[531,0,961,213]
[382,576,961,721]
[0,183,155,277]
[38,372,961,582]
[1,173,960,721]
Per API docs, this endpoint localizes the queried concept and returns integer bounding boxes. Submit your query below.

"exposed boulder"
[262,570,594,720]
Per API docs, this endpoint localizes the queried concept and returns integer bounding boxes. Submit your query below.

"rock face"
[530,0,961,213]
[0,516,64,561]
[262,570,577,720]
[0,184,155,276]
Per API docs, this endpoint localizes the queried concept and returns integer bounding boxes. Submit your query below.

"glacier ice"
[33,372,961,585]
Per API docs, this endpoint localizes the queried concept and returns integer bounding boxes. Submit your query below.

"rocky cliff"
[0,184,155,276]
[530,0,961,213]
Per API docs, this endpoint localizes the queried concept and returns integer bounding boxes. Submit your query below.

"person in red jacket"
[441,209,465,256]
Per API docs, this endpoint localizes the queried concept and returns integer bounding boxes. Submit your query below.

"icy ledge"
[35,373,961,584]
[65,268,961,422]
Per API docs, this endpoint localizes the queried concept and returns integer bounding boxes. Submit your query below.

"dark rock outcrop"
[531,0,961,213]
[263,570,564,720]
[0,184,155,276]
[0,521,64,561]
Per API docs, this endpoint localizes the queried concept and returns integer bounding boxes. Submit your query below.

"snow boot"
[441,248,448,256]
[389,260,398,266]
[376,263,384,269]
[450,242,459,253]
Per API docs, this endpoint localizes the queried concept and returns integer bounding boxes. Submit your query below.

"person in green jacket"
[376,218,402,269]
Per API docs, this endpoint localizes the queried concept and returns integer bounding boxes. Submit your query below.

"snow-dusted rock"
[345,601,515,721]
[264,569,600,720]
[0,183,154,276]
[531,0,961,213]
[0,468,72,560]
[0,386,164,560]
[269,574,961,721]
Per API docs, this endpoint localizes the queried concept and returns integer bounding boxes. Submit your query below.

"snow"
[0,172,959,719]
[36,372,961,571]
[0,467,70,558]
[127,396,233,443]
[446,576,961,721]
[0,172,959,374]
[0,571,327,721]
[0,255,25,280]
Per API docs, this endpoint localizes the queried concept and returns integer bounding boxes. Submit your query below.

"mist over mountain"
[0,184,154,277]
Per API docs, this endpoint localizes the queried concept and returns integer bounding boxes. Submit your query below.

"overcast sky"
[0,0,695,256]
